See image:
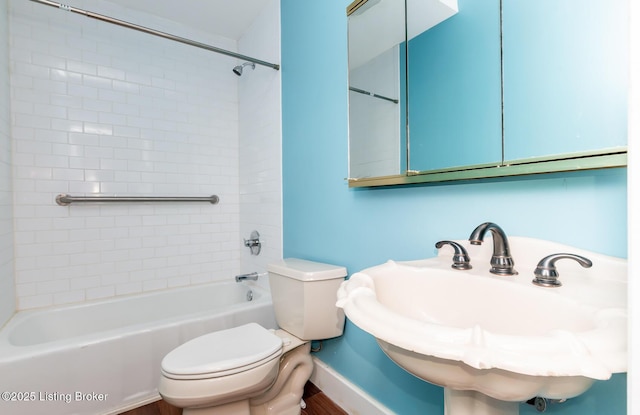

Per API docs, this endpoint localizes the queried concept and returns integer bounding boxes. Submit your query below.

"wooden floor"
[301,382,348,415]
[119,382,347,415]
[120,399,181,415]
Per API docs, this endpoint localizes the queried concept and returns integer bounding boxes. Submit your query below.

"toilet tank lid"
[268,258,347,281]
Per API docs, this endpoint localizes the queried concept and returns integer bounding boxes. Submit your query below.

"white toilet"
[158,258,347,415]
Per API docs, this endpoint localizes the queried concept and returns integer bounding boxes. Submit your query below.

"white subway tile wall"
[0,0,15,324]
[8,0,281,310]
[238,0,282,284]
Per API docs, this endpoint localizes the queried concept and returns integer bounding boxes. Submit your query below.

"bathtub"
[0,281,277,415]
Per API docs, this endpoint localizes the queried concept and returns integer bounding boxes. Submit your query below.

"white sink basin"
[337,237,627,414]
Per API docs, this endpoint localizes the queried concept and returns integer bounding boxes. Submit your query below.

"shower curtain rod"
[28,0,280,71]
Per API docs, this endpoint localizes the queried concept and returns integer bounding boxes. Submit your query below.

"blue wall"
[280,1,627,414]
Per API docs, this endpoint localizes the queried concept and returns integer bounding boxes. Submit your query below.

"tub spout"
[235,272,259,282]
[468,222,517,276]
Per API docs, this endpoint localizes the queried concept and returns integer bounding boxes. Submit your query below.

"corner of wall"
[238,0,283,282]
[0,0,16,326]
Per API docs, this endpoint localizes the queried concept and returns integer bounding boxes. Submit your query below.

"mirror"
[501,0,628,161]
[407,0,501,172]
[347,0,628,187]
[347,0,458,179]
[347,0,406,178]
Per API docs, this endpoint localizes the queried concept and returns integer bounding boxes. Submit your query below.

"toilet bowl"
[158,259,347,415]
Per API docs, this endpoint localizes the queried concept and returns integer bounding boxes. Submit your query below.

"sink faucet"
[468,222,517,276]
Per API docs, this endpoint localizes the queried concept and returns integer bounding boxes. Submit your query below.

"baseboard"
[104,394,160,415]
[310,357,394,415]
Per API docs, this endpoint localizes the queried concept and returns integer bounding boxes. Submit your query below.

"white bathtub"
[0,282,277,415]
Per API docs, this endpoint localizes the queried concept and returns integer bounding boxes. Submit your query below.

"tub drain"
[246,290,254,302]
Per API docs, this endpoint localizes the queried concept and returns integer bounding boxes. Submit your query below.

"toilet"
[158,258,347,415]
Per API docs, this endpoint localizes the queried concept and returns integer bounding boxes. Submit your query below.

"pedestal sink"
[336,237,627,415]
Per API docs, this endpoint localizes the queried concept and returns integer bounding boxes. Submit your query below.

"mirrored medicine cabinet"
[347,0,628,187]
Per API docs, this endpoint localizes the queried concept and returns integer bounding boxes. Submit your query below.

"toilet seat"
[161,323,283,380]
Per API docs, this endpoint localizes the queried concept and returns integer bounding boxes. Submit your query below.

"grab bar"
[56,194,219,206]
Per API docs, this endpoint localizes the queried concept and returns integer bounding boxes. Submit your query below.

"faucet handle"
[435,241,472,270]
[532,253,592,287]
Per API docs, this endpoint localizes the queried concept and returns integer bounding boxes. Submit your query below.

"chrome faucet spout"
[235,272,259,282]
[469,222,517,276]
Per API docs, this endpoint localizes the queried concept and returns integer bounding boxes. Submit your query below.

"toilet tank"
[267,258,347,341]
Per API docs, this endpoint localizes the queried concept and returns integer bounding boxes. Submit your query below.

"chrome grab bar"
[56,194,219,206]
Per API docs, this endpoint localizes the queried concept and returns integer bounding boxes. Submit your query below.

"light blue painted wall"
[281,1,627,414]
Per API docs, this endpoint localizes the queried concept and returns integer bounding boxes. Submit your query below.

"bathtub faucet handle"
[244,230,261,255]
[235,272,260,282]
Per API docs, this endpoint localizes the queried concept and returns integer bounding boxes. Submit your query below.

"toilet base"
[250,342,313,415]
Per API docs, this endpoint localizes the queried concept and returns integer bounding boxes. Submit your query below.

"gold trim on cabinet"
[347,0,370,16]
[347,149,628,188]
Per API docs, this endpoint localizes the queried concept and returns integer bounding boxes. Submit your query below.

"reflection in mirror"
[502,0,628,161]
[347,0,458,179]
[347,0,405,178]
[408,0,501,172]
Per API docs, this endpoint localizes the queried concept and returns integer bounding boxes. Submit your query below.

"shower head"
[233,62,256,76]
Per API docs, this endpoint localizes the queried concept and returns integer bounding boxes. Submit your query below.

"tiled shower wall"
[0,0,15,324]
[238,0,282,284]
[8,0,280,310]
